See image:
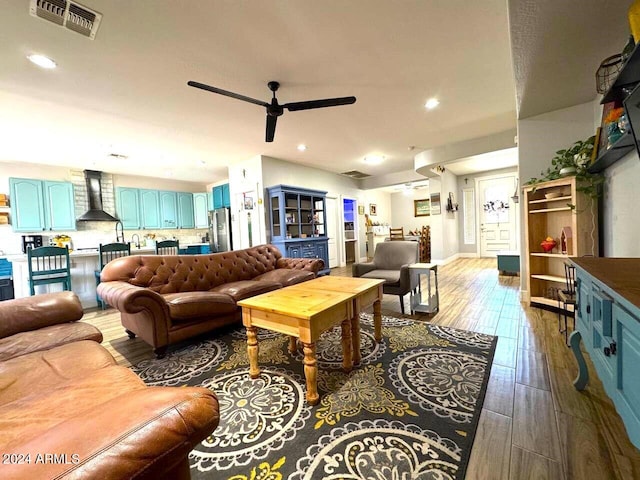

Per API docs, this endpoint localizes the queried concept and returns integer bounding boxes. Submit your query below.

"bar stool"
[95,242,131,309]
[27,246,71,295]
[389,227,405,240]
[558,262,577,345]
[156,240,179,255]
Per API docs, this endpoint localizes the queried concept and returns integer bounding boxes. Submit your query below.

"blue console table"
[570,257,640,449]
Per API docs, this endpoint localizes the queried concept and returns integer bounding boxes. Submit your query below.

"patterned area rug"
[131,313,497,480]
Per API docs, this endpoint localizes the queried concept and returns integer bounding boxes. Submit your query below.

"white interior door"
[326,197,339,268]
[477,174,517,257]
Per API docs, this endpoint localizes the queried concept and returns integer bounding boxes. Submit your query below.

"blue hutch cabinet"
[570,257,640,449]
[267,185,329,275]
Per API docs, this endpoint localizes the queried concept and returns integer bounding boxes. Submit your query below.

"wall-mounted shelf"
[601,43,640,104]
[588,129,635,173]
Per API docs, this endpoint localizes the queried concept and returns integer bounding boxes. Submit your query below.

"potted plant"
[526,135,604,202]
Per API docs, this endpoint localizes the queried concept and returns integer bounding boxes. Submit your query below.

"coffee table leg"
[246,326,260,379]
[288,336,298,354]
[351,299,362,366]
[302,342,320,405]
[341,318,353,372]
[373,298,382,343]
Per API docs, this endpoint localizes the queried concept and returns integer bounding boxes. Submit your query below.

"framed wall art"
[369,204,377,216]
[414,198,430,217]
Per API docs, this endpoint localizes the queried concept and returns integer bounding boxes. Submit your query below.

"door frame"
[340,195,359,267]
[325,194,341,269]
[474,171,519,257]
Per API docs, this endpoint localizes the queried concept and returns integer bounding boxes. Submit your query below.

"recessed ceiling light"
[364,154,385,165]
[425,98,439,109]
[199,159,207,165]
[27,54,57,69]
[297,144,307,151]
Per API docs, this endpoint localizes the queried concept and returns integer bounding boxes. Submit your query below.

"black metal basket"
[596,53,624,94]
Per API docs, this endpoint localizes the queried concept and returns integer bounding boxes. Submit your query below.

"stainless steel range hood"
[76,170,119,222]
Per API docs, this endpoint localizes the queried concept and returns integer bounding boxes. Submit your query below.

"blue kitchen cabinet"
[9,178,75,232]
[139,189,161,229]
[193,193,209,228]
[159,190,178,229]
[115,187,141,230]
[43,181,75,231]
[177,192,195,229]
[10,178,45,232]
[267,184,329,275]
[213,183,231,209]
[571,257,640,449]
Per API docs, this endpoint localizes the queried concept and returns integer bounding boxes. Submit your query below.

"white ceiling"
[0,1,631,185]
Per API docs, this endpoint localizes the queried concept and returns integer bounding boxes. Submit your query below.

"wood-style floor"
[83,257,640,479]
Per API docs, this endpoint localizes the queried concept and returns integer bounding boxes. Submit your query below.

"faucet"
[131,234,140,249]
[115,221,124,243]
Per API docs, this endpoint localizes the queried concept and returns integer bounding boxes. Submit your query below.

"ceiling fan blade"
[284,96,356,112]
[265,115,277,142]
[187,81,269,108]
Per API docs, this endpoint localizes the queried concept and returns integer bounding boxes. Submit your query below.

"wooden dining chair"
[156,239,180,255]
[27,246,71,295]
[389,227,405,241]
[95,242,131,309]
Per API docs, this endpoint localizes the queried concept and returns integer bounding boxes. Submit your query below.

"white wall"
[228,156,265,249]
[390,187,431,233]
[602,151,640,257]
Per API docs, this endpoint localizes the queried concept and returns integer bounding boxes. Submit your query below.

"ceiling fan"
[187,80,356,142]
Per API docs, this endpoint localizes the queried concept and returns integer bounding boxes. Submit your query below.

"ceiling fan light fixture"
[297,144,307,151]
[364,154,385,165]
[425,98,439,110]
[27,54,57,69]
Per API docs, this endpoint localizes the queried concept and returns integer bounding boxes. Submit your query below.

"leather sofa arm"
[1,386,219,480]
[97,282,169,317]
[276,257,324,274]
[352,262,377,277]
[0,292,83,340]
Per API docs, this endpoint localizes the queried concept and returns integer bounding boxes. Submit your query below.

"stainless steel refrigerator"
[209,208,232,252]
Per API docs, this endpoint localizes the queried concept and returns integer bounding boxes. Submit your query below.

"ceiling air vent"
[30,0,102,39]
[341,170,371,179]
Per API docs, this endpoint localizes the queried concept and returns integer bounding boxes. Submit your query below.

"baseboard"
[457,252,479,258]
[430,253,461,266]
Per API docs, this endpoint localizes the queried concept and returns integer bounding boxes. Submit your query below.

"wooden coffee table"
[237,286,353,405]
[289,276,385,365]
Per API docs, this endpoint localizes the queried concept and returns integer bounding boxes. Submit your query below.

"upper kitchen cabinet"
[193,193,209,228]
[139,189,161,229]
[159,190,178,228]
[177,192,195,229]
[9,178,75,232]
[212,183,230,209]
[115,187,141,230]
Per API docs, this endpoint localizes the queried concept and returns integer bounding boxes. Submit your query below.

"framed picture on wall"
[430,193,441,215]
[358,205,365,215]
[414,198,430,217]
[369,204,377,216]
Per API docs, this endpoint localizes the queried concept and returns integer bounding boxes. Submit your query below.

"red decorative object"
[541,239,557,253]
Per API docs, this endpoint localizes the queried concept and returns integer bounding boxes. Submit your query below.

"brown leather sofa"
[0,292,220,480]
[97,244,324,357]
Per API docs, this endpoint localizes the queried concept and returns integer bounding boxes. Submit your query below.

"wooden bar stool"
[156,240,180,255]
[95,242,131,309]
[27,246,71,295]
[389,227,405,240]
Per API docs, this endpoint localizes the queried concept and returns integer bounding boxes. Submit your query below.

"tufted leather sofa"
[97,244,324,357]
[0,292,220,480]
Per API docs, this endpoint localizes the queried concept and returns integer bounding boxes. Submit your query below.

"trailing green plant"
[525,135,604,202]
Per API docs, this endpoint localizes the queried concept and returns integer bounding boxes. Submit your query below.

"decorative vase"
[559,166,576,177]
[541,239,557,253]
[607,121,623,146]
[630,0,640,43]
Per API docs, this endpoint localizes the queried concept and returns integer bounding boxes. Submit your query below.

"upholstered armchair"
[352,240,419,314]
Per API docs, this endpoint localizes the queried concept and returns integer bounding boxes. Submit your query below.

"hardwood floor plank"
[485,364,516,417]
[510,446,564,480]
[518,326,546,352]
[516,349,551,391]
[467,409,512,480]
[557,411,616,479]
[513,384,561,460]
[494,337,517,368]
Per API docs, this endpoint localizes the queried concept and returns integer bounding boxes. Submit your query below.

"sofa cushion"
[0,322,103,363]
[210,280,282,301]
[361,269,400,285]
[253,269,315,287]
[0,364,145,448]
[163,291,237,321]
[0,340,116,408]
